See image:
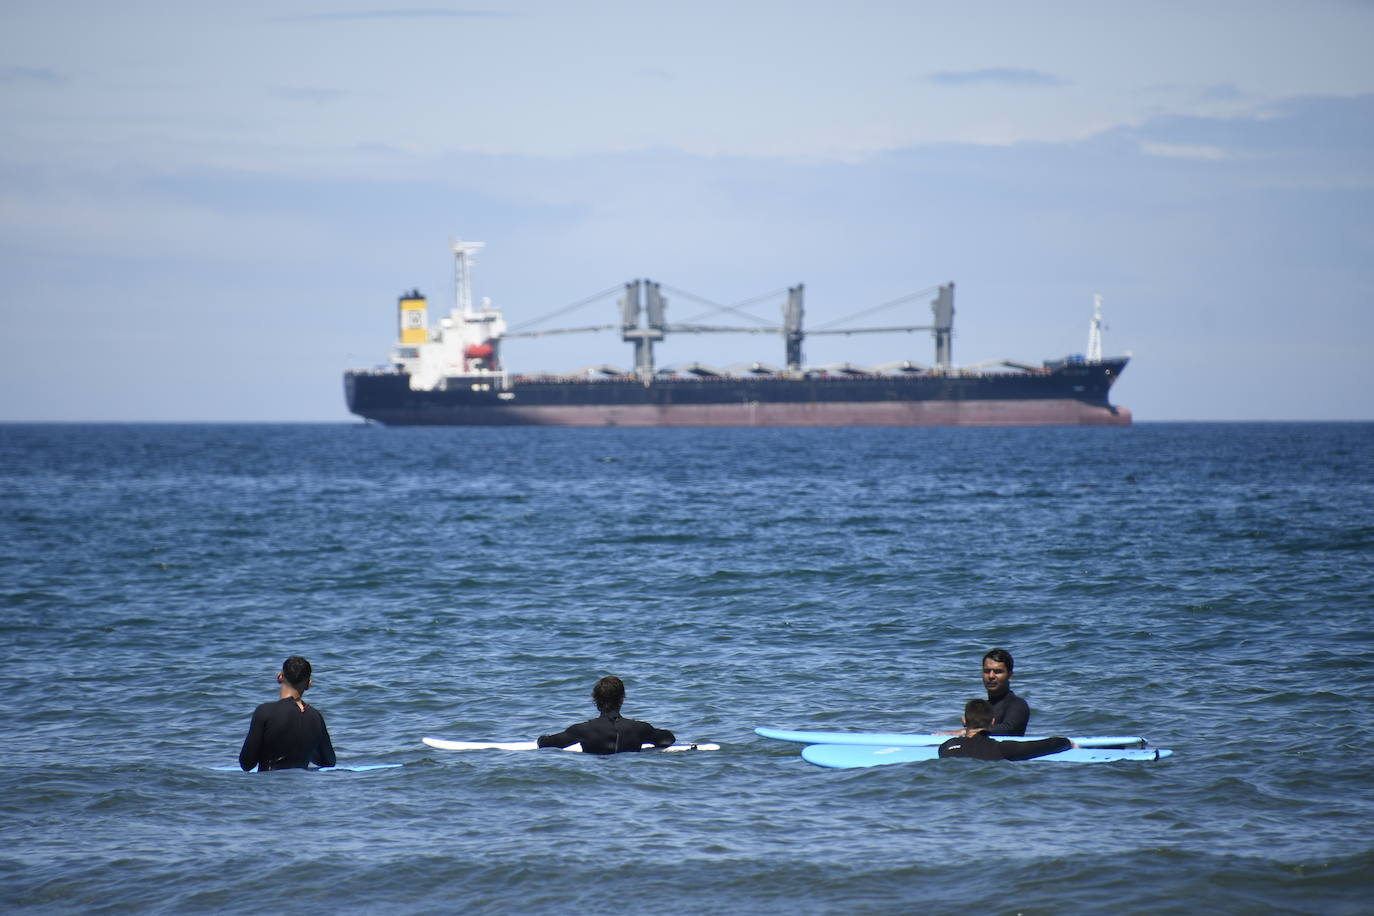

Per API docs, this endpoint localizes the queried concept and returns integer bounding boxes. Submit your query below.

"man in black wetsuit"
[981,647,1030,736]
[537,676,675,755]
[938,699,1072,760]
[239,655,337,771]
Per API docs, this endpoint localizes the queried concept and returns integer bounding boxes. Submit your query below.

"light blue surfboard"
[756,727,1148,749]
[213,764,401,772]
[800,743,1173,769]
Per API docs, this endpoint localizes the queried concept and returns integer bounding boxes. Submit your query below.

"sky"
[2,0,1372,421]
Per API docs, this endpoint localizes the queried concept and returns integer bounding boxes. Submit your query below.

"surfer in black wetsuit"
[238,655,337,771]
[537,675,675,755]
[982,647,1030,736]
[938,699,1072,760]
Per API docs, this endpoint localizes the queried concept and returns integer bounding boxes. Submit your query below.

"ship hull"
[344,359,1131,427]
[347,399,1129,427]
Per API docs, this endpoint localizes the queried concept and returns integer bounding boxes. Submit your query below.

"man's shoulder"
[938,734,989,757]
[940,732,1002,759]
[564,717,599,734]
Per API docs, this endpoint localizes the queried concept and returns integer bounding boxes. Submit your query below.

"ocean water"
[1,422,1371,914]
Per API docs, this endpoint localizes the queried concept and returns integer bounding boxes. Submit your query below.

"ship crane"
[504,279,957,380]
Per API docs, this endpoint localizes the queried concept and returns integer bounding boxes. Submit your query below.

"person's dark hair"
[282,656,313,691]
[983,647,1014,674]
[964,698,995,730]
[592,675,625,714]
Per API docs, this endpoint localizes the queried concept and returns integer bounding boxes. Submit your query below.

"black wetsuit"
[987,689,1030,736]
[938,731,1070,761]
[239,696,336,771]
[537,712,675,755]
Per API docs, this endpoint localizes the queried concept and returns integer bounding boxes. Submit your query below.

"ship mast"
[1087,293,1104,362]
[453,240,484,317]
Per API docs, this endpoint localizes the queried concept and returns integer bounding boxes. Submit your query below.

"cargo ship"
[344,240,1131,427]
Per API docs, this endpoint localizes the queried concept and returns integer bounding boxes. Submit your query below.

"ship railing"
[347,366,406,375]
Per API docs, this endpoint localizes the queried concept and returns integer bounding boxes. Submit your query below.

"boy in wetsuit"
[537,675,675,755]
[239,655,337,771]
[938,698,1072,760]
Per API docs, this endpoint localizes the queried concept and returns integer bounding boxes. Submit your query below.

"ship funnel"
[399,290,428,345]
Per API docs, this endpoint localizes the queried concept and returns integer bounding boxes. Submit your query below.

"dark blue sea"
[2,422,1372,914]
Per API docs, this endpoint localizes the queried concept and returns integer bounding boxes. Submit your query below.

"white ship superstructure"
[391,240,508,393]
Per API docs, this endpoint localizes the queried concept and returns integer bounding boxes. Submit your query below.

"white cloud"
[1139,142,1232,161]
[927,68,1066,88]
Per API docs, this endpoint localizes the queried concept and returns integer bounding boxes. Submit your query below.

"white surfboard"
[422,737,719,753]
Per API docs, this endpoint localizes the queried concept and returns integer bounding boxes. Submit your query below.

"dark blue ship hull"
[344,358,1130,427]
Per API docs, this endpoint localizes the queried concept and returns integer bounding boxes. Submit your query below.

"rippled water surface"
[2,423,1372,913]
